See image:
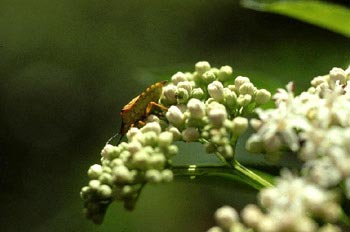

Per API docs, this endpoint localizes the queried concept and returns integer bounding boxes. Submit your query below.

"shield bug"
[107,80,167,144]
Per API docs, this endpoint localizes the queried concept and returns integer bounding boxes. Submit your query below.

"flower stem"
[171,162,273,190]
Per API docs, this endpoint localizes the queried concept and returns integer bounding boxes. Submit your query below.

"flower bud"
[140,121,161,135]
[329,67,346,84]
[208,81,224,102]
[234,76,250,89]
[232,117,248,135]
[149,154,166,169]
[88,164,103,179]
[176,87,190,103]
[166,106,185,126]
[101,144,120,159]
[127,141,142,154]
[163,84,177,104]
[177,81,193,93]
[98,184,112,198]
[237,94,252,106]
[126,127,142,141]
[239,82,255,96]
[145,169,162,183]
[255,89,271,105]
[113,166,132,183]
[132,150,150,170]
[214,206,238,230]
[217,65,233,82]
[167,125,182,141]
[195,61,211,75]
[171,71,187,84]
[161,169,174,182]
[158,131,173,148]
[99,173,113,185]
[167,144,178,158]
[207,227,224,232]
[208,108,227,128]
[241,204,263,228]
[191,87,205,99]
[187,98,206,119]
[182,127,200,142]
[89,180,101,189]
[202,70,216,83]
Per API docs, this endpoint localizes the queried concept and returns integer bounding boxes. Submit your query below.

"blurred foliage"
[0,0,349,231]
[242,0,350,37]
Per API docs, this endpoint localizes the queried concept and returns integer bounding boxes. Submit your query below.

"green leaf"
[241,0,350,37]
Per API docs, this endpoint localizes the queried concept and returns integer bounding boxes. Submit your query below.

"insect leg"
[145,102,168,115]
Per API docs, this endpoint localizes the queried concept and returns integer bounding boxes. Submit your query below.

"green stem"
[171,163,273,190]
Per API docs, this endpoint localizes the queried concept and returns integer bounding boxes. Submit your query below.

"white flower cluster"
[80,121,177,224]
[162,61,271,159]
[208,170,342,232]
[246,66,350,198]
[80,61,271,224]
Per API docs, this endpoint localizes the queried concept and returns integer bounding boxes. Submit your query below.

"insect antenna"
[105,132,124,145]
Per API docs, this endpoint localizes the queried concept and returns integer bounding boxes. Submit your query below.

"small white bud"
[167,144,178,158]
[293,217,317,232]
[132,151,150,170]
[126,127,142,141]
[195,61,211,75]
[140,121,161,134]
[241,204,263,228]
[255,89,271,105]
[191,87,205,99]
[202,70,216,83]
[207,227,224,232]
[145,169,162,183]
[318,224,342,232]
[257,216,279,232]
[182,127,200,142]
[259,188,279,208]
[176,87,190,103]
[214,206,238,230]
[234,76,250,89]
[208,81,224,102]
[311,76,327,87]
[237,94,252,106]
[161,169,174,182]
[149,154,166,169]
[177,81,192,93]
[127,141,142,154]
[239,82,255,96]
[171,71,187,84]
[167,125,182,141]
[99,173,113,185]
[329,67,346,84]
[158,131,173,148]
[166,106,185,126]
[98,184,112,198]
[110,158,123,167]
[113,166,132,183]
[217,65,233,82]
[187,98,206,119]
[163,84,177,104]
[232,117,248,135]
[250,118,262,130]
[101,144,120,159]
[89,180,101,189]
[88,164,103,179]
[208,108,227,128]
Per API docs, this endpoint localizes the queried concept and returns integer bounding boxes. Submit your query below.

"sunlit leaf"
[241,0,350,37]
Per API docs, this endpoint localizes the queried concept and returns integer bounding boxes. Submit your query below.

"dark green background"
[1,0,349,231]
